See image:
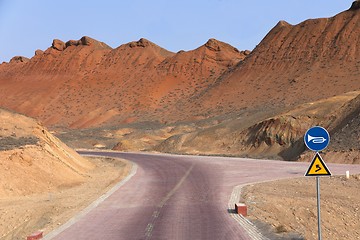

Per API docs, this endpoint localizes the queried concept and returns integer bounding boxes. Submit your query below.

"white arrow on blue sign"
[304,126,330,152]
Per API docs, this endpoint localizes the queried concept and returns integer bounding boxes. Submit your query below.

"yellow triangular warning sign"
[305,153,331,176]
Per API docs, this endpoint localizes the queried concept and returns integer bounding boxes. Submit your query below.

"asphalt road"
[46,152,360,240]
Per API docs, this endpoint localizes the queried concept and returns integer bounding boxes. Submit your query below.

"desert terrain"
[0,109,130,239]
[242,174,360,240]
[0,1,360,239]
[1,2,360,161]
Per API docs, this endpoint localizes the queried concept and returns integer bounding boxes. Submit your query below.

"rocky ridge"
[0,3,360,161]
[0,36,247,128]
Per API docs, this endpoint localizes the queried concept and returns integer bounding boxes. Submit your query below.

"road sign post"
[304,126,331,240]
[316,176,321,240]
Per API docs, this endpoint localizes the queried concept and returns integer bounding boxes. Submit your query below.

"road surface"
[45,152,360,239]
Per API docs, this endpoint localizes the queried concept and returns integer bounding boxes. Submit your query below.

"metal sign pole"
[304,126,331,240]
[316,176,322,240]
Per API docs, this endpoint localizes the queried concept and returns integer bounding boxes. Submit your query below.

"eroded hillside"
[0,108,93,197]
[0,4,360,162]
[192,6,360,117]
[0,37,247,128]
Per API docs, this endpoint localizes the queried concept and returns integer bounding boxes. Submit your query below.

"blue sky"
[0,0,352,62]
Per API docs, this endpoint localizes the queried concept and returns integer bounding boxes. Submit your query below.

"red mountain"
[192,6,360,116]
[0,37,246,128]
[1,4,360,130]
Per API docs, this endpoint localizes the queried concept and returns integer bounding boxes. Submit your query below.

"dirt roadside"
[0,156,131,240]
[241,174,360,240]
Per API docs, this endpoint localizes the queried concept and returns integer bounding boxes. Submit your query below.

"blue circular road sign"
[304,126,330,152]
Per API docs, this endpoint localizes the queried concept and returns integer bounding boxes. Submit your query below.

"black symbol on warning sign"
[315,164,322,172]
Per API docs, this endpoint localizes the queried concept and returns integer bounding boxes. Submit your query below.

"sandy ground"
[242,174,360,240]
[0,156,130,240]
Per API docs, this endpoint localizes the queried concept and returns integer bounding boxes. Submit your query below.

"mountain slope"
[0,36,112,127]
[0,3,355,162]
[0,108,94,197]
[192,6,360,117]
[154,39,248,121]
[0,37,246,128]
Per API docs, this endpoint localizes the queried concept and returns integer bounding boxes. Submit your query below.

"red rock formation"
[9,56,29,63]
[193,6,360,117]
[0,36,245,128]
[52,39,66,51]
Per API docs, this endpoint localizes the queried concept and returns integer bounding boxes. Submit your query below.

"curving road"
[45,152,360,240]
